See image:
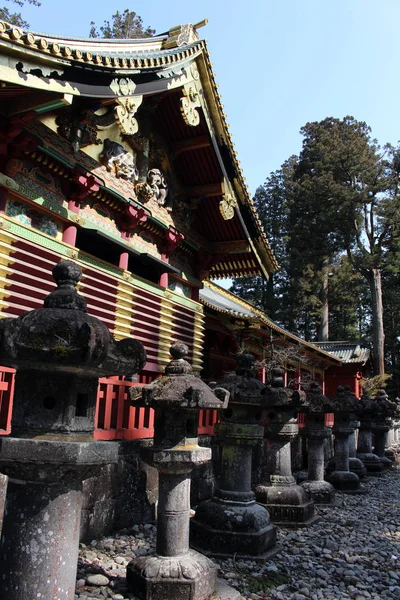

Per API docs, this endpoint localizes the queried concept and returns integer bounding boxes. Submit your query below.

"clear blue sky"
[18,0,400,195]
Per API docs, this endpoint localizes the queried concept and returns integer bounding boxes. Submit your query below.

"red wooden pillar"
[62,224,77,246]
[159,253,169,288]
[119,252,129,271]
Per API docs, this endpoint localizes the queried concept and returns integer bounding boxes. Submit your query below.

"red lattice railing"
[0,369,219,439]
[298,412,335,428]
[95,376,155,440]
[0,366,15,435]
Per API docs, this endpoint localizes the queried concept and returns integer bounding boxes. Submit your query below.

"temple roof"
[0,20,278,279]
[312,341,371,365]
[200,281,341,365]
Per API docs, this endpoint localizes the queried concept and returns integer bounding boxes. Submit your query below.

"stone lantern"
[356,390,383,474]
[190,352,277,558]
[373,389,396,468]
[0,260,146,600]
[329,386,363,492]
[348,415,367,479]
[299,382,335,504]
[126,342,229,600]
[254,367,317,526]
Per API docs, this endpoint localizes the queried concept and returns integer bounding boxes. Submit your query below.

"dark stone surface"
[127,343,228,600]
[328,387,362,492]
[191,353,277,557]
[80,440,158,542]
[299,388,335,504]
[0,261,146,600]
[127,551,218,600]
[0,473,6,538]
[254,368,316,526]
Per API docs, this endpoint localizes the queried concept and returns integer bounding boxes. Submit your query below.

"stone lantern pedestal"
[299,384,335,504]
[348,419,367,479]
[329,387,362,493]
[356,392,383,475]
[373,389,396,469]
[0,261,146,600]
[190,353,277,559]
[254,369,317,527]
[127,343,230,600]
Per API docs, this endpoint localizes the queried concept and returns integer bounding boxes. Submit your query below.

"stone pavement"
[75,469,400,600]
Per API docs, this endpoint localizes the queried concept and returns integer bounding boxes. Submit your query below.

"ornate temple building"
[0,19,340,437]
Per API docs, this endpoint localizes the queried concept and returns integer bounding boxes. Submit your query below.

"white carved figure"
[147,168,168,206]
[101,139,139,182]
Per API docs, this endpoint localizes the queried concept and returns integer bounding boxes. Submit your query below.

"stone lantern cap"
[215,351,266,406]
[355,389,380,419]
[373,389,397,420]
[264,367,306,409]
[331,385,360,414]
[133,342,229,410]
[0,260,146,377]
[393,397,400,419]
[302,382,335,413]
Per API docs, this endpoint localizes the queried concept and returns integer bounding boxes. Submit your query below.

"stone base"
[357,452,383,474]
[255,483,317,526]
[210,580,243,600]
[190,498,277,556]
[191,542,281,562]
[349,457,367,479]
[328,470,360,492]
[378,455,393,469]
[300,480,335,504]
[127,550,218,600]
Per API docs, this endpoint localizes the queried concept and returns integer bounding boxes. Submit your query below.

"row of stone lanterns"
[1,260,399,600]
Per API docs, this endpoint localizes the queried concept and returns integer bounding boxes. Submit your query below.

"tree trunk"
[317,266,329,341]
[368,268,385,375]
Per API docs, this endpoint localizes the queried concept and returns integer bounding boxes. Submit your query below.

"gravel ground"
[75,468,400,600]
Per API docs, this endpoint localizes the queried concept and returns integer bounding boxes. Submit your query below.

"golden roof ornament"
[163,19,208,49]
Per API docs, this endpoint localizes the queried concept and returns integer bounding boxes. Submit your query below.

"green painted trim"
[14,179,69,219]
[6,219,71,256]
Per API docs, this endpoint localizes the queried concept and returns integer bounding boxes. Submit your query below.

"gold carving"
[115,96,143,135]
[122,271,131,281]
[190,62,200,80]
[0,219,12,231]
[66,249,79,259]
[110,78,136,97]
[69,214,85,226]
[180,84,201,127]
[0,172,19,192]
[219,193,236,220]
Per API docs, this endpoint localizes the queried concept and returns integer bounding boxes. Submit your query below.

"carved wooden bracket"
[159,227,185,255]
[70,167,102,204]
[180,83,201,127]
[115,96,143,135]
[195,250,217,280]
[122,202,150,232]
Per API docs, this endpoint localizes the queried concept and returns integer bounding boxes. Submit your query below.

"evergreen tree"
[89,9,155,39]
[0,0,40,29]
[295,117,400,373]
